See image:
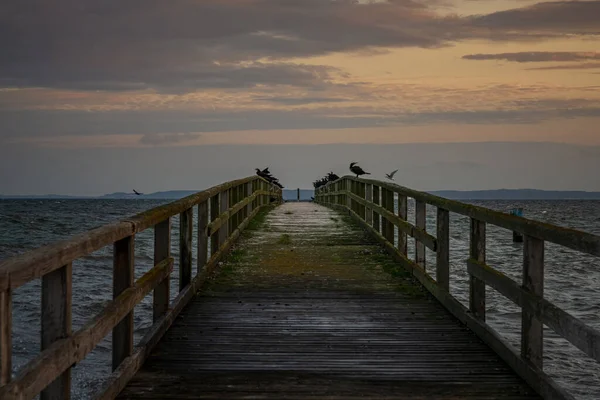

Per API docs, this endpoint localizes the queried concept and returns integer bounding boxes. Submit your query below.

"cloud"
[2,1,600,93]
[139,132,201,146]
[253,96,350,105]
[462,52,600,63]
[526,62,600,70]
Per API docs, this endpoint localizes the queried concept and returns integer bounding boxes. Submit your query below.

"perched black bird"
[262,167,270,174]
[327,172,340,182]
[349,162,370,178]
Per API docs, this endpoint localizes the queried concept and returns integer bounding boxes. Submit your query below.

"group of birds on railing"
[255,167,284,189]
[313,163,399,189]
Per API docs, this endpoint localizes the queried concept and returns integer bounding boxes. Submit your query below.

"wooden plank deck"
[117,202,541,399]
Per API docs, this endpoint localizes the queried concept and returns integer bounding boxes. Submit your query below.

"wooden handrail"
[0,176,282,400]
[315,176,600,400]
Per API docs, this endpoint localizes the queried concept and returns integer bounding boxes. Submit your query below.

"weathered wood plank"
[398,194,408,256]
[197,201,209,274]
[153,219,170,322]
[41,263,72,400]
[206,192,263,236]
[113,236,135,371]
[436,208,450,291]
[0,258,173,400]
[219,190,230,248]
[415,200,426,268]
[179,208,193,292]
[469,218,486,321]
[467,259,600,363]
[344,176,600,257]
[522,235,544,368]
[0,282,11,385]
[373,185,380,233]
[384,189,395,244]
[365,183,373,225]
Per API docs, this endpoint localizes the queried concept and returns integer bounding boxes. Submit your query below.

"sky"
[1,0,600,195]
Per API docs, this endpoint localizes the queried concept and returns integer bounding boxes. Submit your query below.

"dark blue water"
[1,199,599,399]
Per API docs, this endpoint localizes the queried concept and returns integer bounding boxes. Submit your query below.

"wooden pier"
[0,175,599,399]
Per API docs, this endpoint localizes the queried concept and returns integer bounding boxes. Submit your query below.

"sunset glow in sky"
[1,0,600,194]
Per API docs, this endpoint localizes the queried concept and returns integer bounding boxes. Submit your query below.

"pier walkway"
[0,175,598,400]
[119,202,539,399]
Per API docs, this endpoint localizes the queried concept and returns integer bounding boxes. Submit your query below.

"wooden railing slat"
[436,209,450,291]
[153,218,171,323]
[398,194,408,256]
[112,235,134,371]
[219,190,230,247]
[0,281,11,385]
[469,218,486,321]
[415,200,426,268]
[41,263,72,400]
[522,235,544,368]
[197,201,208,274]
[179,208,193,291]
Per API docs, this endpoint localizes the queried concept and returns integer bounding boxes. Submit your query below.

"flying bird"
[349,162,370,179]
[132,189,143,196]
[385,169,398,181]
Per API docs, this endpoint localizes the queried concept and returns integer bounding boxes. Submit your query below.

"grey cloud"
[3,1,600,92]
[526,62,600,70]
[253,96,350,105]
[462,52,600,63]
[139,132,201,146]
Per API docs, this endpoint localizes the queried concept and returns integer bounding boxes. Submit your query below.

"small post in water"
[510,207,524,242]
[297,188,300,202]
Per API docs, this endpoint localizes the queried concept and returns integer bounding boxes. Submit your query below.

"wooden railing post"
[522,235,544,368]
[415,200,427,268]
[381,188,388,237]
[0,281,10,385]
[398,194,408,256]
[113,235,134,371]
[210,194,220,255]
[385,189,394,243]
[373,185,380,232]
[469,219,486,320]
[365,184,373,225]
[436,208,450,291]
[153,218,171,322]
[41,263,72,400]
[247,182,253,215]
[219,190,230,246]
[197,202,208,274]
[179,208,193,291]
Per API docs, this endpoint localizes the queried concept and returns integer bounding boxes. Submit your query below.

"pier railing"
[0,176,281,400]
[316,176,600,400]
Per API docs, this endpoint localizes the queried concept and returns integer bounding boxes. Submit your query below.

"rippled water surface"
[1,198,599,399]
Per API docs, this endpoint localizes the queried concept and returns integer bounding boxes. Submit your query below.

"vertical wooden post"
[0,281,10,385]
[436,208,450,291]
[41,263,72,400]
[397,194,408,256]
[381,188,388,237]
[297,188,300,202]
[179,208,193,291]
[219,190,229,245]
[522,235,544,368]
[247,182,253,216]
[365,184,373,225]
[385,189,394,243]
[415,200,426,269]
[469,219,486,321]
[373,185,380,232]
[153,218,171,322]
[197,201,208,274]
[113,235,134,371]
[210,194,220,255]
[346,179,351,210]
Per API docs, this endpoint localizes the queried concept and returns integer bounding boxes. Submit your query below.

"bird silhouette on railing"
[327,172,340,182]
[349,162,370,178]
[255,167,284,188]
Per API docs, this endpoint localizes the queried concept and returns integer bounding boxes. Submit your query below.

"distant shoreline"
[3,188,600,201]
